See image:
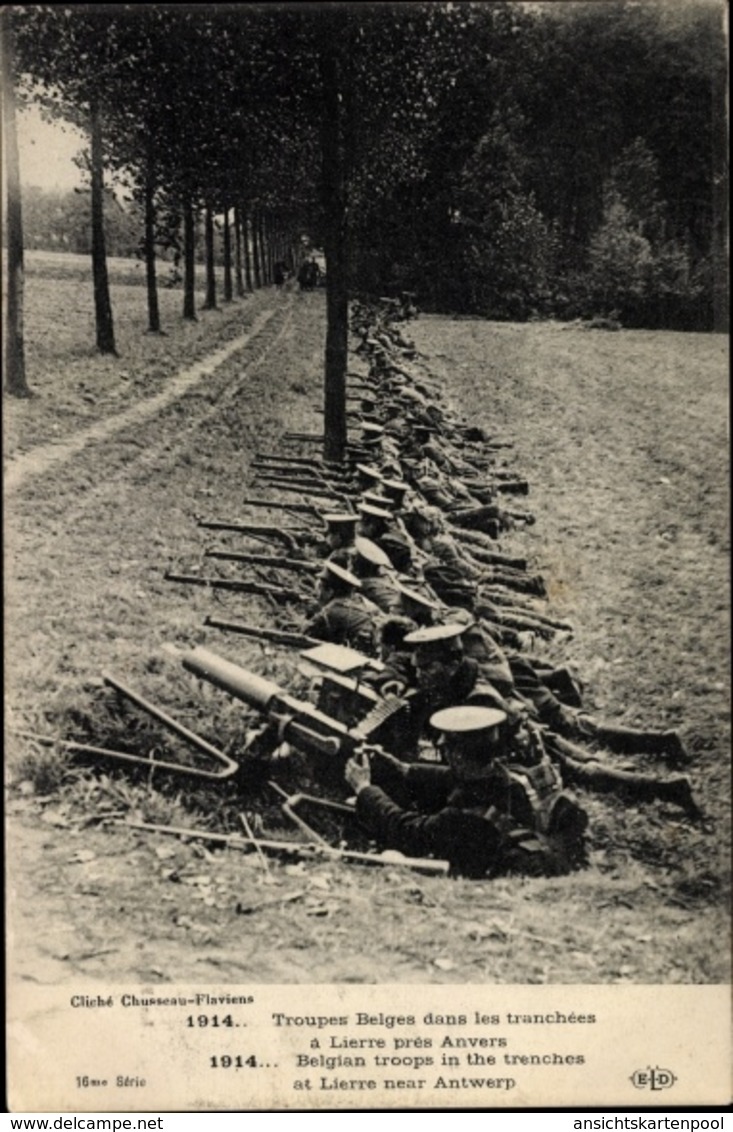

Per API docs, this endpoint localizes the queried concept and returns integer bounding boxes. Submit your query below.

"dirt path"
[4,307,280,495]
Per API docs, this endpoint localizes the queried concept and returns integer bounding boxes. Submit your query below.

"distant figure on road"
[298,257,321,291]
[273,261,287,289]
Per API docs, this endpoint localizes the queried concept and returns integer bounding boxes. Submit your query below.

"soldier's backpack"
[484,752,589,877]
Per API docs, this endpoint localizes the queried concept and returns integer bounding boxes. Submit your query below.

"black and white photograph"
[4,0,730,1113]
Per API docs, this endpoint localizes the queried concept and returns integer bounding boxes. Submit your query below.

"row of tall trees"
[354,1,727,331]
[3,3,727,454]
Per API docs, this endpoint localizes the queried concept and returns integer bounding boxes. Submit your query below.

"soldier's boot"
[502,573,546,598]
[593,724,692,766]
[562,713,691,766]
[540,667,584,709]
[656,775,702,819]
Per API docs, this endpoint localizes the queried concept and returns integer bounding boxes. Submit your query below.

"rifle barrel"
[205,549,318,572]
[197,520,307,534]
[241,497,320,515]
[121,819,450,875]
[204,616,318,649]
[164,572,306,603]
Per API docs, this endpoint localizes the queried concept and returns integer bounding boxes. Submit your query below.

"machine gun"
[179,645,405,762]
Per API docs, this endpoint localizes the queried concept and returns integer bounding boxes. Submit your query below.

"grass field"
[5,253,730,987]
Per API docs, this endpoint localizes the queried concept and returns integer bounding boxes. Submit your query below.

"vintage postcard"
[5,0,730,1112]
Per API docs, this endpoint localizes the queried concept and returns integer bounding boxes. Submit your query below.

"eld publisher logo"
[630,1066,678,1091]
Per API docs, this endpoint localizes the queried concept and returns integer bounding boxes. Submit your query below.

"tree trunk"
[144,155,161,333]
[182,196,197,320]
[223,207,233,302]
[203,204,217,310]
[319,40,349,462]
[252,208,262,289]
[1,11,31,397]
[233,203,245,297]
[260,212,271,285]
[242,205,253,291]
[711,38,728,333]
[89,97,117,354]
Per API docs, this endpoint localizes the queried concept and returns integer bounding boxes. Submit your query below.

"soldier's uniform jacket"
[359,575,402,614]
[304,595,381,655]
[356,757,586,878]
[395,657,500,755]
[374,530,413,573]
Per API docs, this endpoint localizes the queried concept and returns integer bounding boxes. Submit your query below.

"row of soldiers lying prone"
[181,296,700,879]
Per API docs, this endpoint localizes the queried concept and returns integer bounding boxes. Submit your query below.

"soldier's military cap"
[323,512,359,530]
[362,491,396,511]
[321,560,362,588]
[358,502,393,521]
[397,586,438,626]
[397,584,439,612]
[355,463,384,483]
[381,479,410,504]
[430,705,507,778]
[361,423,384,443]
[354,536,392,569]
[403,622,466,647]
[430,705,507,735]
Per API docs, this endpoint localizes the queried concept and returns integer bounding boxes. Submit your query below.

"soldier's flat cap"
[362,491,396,511]
[381,479,410,502]
[323,512,359,528]
[397,584,439,612]
[403,623,466,647]
[431,705,507,778]
[430,705,507,734]
[354,536,392,569]
[355,463,384,482]
[322,560,362,588]
[358,502,393,520]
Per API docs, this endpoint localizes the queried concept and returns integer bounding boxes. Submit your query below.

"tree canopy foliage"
[6,1,726,400]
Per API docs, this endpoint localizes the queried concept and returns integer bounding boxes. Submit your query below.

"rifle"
[240,496,322,516]
[253,456,352,479]
[252,461,354,486]
[204,549,319,573]
[164,572,308,604]
[254,477,355,505]
[196,520,307,554]
[204,615,319,649]
[197,520,307,536]
[121,819,450,876]
[256,452,347,470]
